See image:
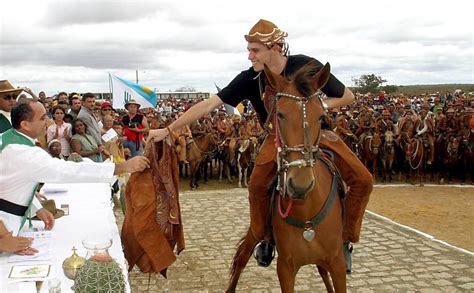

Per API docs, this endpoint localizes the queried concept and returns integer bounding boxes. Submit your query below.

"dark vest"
[0,113,12,134]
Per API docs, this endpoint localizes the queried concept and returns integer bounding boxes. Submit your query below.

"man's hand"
[146,128,169,144]
[35,192,47,201]
[115,156,150,174]
[36,208,55,230]
[0,232,34,253]
[15,246,39,256]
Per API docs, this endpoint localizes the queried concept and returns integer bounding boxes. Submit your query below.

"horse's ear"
[312,62,331,90]
[264,64,285,90]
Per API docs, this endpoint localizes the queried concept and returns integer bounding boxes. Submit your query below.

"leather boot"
[254,240,275,267]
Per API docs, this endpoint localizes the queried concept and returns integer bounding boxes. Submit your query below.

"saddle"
[121,139,185,277]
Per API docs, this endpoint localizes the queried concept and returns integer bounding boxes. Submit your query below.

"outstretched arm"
[147,95,223,143]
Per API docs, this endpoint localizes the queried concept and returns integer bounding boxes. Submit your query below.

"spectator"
[46,106,72,158]
[0,80,23,133]
[77,93,102,145]
[68,94,82,121]
[100,101,114,122]
[38,91,46,101]
[47,139,64,159]
[101,114,126,162]
[57,92,68,105]
[122,100,149,157]
[71,119,109,162]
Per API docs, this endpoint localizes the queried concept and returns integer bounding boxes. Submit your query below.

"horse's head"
[371,132,382,155]
[384,131,394,145]
[264,62,330,200]
[447,137,460,156]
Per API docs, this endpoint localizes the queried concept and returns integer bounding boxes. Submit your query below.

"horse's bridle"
[274,90,326,195]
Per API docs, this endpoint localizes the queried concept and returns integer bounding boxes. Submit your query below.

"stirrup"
[343,241,353,274]
[254,240,275,267]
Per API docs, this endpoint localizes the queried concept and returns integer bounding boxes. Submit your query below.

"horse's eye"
[277,112,284,120]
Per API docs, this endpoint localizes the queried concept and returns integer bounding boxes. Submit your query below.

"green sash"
[0,129,39,233]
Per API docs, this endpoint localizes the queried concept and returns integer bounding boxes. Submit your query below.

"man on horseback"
[147,19,372,273]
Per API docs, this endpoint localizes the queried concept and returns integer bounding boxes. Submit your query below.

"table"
[0,182,130,292]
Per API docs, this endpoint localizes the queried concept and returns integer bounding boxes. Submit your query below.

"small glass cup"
[82,238,113,261]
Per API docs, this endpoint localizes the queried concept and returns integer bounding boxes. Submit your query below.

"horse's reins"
[409,138,424,170]
[191,134,219,157]
[273,90,342,242]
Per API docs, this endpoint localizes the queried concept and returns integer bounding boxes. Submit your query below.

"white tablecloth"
[0,182,130,292]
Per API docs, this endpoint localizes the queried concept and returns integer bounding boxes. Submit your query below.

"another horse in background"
[361,132,382,180]
[235,137,258,188]
[405,137,427,185]
[380,131,395,182]
[186,133,217,189]
[440,136,460,184]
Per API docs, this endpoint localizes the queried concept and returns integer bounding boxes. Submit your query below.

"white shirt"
[0,141,115,234]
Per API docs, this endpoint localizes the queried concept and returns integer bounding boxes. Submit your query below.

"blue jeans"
[123,139,143,158]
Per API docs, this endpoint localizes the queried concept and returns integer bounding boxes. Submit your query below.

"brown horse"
[361,132,381,180]
[380,131,395,182]
[226,62,346,292]
[236,137,258,188]
[186,133,217,189]
[405,137,426,185]
[440,136,460,184]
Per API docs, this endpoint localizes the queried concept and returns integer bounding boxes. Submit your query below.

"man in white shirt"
[0,100,149,255]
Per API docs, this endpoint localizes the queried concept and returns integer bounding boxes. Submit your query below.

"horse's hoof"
[344,241,353,274]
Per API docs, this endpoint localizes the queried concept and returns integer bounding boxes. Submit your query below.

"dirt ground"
[367,185,473,252]
[178,178,474,252]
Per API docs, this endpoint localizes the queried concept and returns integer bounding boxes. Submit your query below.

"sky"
[0,0,473,96]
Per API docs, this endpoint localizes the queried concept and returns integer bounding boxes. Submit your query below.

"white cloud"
[0,0,472,96]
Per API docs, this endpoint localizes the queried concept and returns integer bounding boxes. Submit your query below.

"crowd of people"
[1,82,472,184]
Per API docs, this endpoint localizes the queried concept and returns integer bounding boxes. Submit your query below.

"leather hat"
[32,199,65,220]
[245,19,288,46]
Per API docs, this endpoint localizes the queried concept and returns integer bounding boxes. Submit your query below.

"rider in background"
[147,19,373,273]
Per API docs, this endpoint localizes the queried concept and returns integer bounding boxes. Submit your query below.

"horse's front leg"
[276,257,297,293]
[328,252,347,293]
[237,156,243,188]
[244,167,248,187]
[226,164,233,183]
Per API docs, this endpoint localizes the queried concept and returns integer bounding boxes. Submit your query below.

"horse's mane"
[289,61,321,97]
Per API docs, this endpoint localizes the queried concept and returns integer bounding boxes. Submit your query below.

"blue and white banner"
[110,74,157,109]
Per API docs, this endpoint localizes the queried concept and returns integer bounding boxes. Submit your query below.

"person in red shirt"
[122,100,149,158]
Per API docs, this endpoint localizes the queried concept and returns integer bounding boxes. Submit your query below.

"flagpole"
[108,73,113,103]
[136,70,138,84]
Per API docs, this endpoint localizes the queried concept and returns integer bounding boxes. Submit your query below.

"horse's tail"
[229,235,248,277]
[227,229,258,291]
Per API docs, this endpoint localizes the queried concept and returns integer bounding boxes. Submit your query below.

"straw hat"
[0,80,23,96]
[124,99,141,110]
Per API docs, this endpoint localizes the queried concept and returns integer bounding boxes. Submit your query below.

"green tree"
[352,74,387,94]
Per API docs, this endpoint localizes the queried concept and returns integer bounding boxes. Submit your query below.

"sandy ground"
[178,178,474,252]
[367,185,473,252]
